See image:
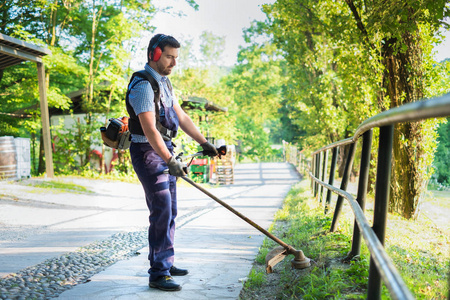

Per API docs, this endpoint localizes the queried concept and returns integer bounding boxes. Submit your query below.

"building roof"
[0,33,51,69]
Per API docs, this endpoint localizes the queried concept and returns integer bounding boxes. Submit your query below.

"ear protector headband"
[151,35,167,62]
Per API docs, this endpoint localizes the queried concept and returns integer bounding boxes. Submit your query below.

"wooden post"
[37,62,54,178]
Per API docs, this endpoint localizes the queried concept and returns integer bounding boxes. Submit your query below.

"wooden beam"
[0,45,42,63]
[36,62,54,178]
[0,33,51,56]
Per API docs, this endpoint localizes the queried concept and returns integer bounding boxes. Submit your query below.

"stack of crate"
[213,145,235,185]
[189,156,209,183]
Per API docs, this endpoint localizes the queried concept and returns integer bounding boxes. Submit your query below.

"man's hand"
[201,142,219,157]
[167,156,186,177]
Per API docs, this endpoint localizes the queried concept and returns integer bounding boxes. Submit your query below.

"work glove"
[167,156,187,177]
[200,142,219,157]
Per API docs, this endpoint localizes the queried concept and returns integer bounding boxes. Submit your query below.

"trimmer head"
[265,246,311,273]
[265,246,287,273]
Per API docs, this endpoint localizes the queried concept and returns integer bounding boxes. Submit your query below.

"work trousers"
[130,141,177,281]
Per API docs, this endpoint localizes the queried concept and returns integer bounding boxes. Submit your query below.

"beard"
[157,64,173,76]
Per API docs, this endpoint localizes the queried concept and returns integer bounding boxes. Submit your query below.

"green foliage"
[262,0,450,218]
[51,116,102,174]
[0,0,159,175]
[431,118,450,187]
[242,181,369,299]
[241,180,448,299]
[263,0,379,152]
[0,62,43,137]
[171,34,237,147]
[0,0,50,37]
[244,269,266,288]
[67,1,153,67]
[199,31,226,66]
[224,22,287,160]
[20,180,94,194]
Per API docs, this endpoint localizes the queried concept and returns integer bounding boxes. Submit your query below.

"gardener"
[126,33,218,291]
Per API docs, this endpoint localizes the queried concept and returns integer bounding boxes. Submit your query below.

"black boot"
[149,276,181,291]
[170,266,189,276]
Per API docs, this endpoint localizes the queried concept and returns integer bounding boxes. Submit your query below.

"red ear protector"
[151,35,167,62]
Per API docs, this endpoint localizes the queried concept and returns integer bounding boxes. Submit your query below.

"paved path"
[0,162,300,299]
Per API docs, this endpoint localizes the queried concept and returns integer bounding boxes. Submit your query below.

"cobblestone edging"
[0,230,148,300]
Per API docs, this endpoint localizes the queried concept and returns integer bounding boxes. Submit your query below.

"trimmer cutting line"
[172,146,311,273]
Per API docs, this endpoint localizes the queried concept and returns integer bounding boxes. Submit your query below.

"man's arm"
[173,103,208,144]
[138,111,172,163]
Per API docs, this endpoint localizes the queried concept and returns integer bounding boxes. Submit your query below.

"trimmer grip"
[217,145,227,157]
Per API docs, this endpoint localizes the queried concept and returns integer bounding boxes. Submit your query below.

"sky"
[132,0,275,68]
[434,29,450,62]
[132,0,450,68]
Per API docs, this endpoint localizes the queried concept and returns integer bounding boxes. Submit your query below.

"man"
[126,34,218,291]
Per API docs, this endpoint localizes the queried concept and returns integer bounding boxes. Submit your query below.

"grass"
[239,180,449,299]
[426,190,450,209]
[18,179,94,194]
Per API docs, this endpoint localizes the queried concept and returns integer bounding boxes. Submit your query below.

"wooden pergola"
[0,33,54,178]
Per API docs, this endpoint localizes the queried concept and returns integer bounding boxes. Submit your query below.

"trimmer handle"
[216,145,227,158]
[188,145,227,159]
[202,145,227,158]
[175,145,228,163]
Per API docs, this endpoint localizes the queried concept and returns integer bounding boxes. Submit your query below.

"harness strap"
[126,70,177,140]
[156,122,177,139]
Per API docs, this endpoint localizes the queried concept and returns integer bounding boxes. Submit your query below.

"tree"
[343,0,449,219]
[0,0,156,174]
[264,0,449,219]
[62,0,155,171]
[224,22,286,161]
[0,0,83,173]
[199,31,226,67]
[171,31,236,151]
[263,0,379,176]
[433,118,450,186]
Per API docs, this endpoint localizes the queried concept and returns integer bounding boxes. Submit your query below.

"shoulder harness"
[125,70,177,141]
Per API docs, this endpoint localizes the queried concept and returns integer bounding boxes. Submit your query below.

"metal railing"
[306,93,450,300]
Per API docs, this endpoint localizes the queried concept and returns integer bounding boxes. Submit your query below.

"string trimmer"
[172,146,311,273]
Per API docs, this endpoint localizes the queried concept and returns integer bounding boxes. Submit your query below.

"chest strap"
[126,70,178,140]
[156,122,177,140]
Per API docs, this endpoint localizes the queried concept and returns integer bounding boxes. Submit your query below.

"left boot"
[169,266,189,276]
[149,276,181,291]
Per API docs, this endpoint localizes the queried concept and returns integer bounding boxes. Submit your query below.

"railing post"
[330,143,356,232]
[368,125,394,300]
[325,147,338,214]
[299,152,303,175]
[314,153,320,197]
[311,154,315,191]
[320,150,328,203]
[348,129,373,259]
[316,152,322,200]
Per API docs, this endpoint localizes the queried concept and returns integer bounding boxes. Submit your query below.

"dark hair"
[147,34,180,62]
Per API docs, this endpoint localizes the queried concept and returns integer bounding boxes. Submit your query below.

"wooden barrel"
[0,136,17,180]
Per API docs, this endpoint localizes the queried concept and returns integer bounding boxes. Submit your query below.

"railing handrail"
[313,93,450,155]
[305,92,450,300]
[309,175,415,300]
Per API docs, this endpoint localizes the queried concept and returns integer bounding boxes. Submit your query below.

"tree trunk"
[391,121,427,219]
[38,130,46,174]
[382,32,426,219]
[87,4,102,105]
